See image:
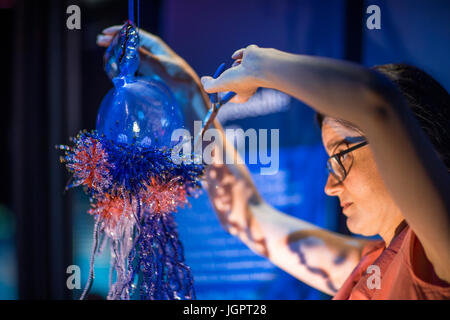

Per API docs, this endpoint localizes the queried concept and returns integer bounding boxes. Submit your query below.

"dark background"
[0,0,449,299]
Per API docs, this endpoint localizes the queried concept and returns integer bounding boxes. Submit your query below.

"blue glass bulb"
[97,22,183,149]
[96,77,183,148]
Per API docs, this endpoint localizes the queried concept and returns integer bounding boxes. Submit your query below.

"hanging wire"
[128,0,134,24]
[137,0,140,30]
[129,0,140,29]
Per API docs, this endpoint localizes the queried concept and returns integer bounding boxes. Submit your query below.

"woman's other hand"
[97,25,209,123]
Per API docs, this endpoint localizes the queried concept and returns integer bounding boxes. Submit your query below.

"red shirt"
[333,224,450,299]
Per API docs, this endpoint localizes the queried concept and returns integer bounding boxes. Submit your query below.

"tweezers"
[194,63,237,147]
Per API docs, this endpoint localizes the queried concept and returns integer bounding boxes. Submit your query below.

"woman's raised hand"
[201,45,269,103]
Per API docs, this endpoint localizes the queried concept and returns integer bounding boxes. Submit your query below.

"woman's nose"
[324,174,343,196]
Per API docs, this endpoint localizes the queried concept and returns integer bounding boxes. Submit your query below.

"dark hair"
[316,63,450,170]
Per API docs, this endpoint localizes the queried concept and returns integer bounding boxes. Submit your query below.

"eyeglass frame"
[327,140,368,183]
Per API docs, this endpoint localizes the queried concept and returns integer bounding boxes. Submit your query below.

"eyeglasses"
[327,140,368,183]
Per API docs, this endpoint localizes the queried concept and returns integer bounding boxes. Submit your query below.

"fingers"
[98,25,177,61]
[231,48,245,60]
[97,25,122,47]
[229,92,254,103]
[200,67,240,93]
[231,44,259,59]
[138,29,174,56]
[96,34,113,47]
[232,59,242,67]
[203,44,260,93]
[201,67,254,104]
[102,25,122,35]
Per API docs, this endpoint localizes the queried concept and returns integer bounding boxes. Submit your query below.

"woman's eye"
[340,153,349,162]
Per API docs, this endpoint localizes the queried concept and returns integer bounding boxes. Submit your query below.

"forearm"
[248,201,366,295]
[257,50,385,126]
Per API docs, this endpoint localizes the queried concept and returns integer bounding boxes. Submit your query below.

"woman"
[98,26,450,299]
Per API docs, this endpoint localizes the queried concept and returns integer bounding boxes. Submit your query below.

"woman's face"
[321,117,403,237]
